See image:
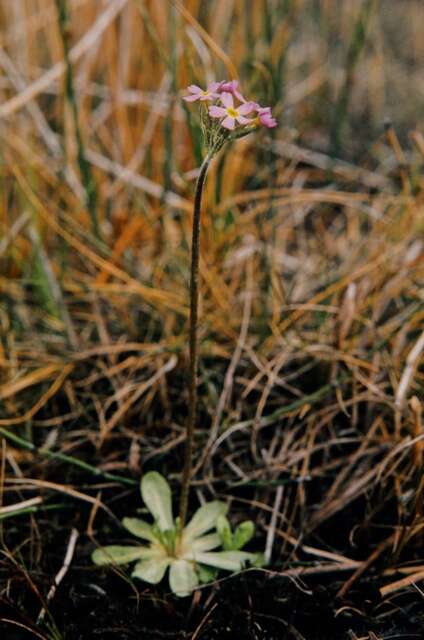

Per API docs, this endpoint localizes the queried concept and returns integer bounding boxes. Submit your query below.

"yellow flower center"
[227,107,238,118]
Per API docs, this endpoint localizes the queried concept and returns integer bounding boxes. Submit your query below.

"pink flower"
[257,107,277,128]
[250,103,277,128]
[208,92,254,130]
[183,82,221,102]
[218,80,246,103]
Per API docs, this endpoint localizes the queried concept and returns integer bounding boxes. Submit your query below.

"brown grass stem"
[179,153,212,529]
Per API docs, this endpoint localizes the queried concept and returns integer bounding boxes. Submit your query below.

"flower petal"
[220,92,233,108]
[208,105,227,118]
[122,518,156,542]
[92,545,155,566]
[220,80,237,92]
[184,501,227,540]
[132,557,170,584]
[238,102,255,115]
[260,114,277,128]
[208,81,222,92]
[183,94,200,102]
[141,472,174,532]
[169,559,199,597]
[220,81,246,102]
[222,116,235,130]
[187,84,201,93]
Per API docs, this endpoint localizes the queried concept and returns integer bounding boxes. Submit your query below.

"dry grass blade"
[0,365,74,425]
[37,527,79,623]
[3,477,117,521]
[380,570,424,597]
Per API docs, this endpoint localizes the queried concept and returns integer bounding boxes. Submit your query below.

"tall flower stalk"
[179,80,276,528]
[179,152,212,528]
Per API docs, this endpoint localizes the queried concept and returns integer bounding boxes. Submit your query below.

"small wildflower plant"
[93,78,273,598]
[92,472,260,597]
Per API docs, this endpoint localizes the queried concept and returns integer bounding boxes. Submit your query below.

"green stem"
[0,427,136,487]
[179,153,212,529]
[56,0,100,239]
[330,0,376,156]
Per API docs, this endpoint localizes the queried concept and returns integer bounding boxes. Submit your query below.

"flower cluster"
[183,79,277,134]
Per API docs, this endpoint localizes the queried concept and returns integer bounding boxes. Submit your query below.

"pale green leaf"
[191,550,255,572]
[169,559,199,597]
[216,514,233,550]
[161,528,177,553]
[188,533,221,553]
[132,557,170,584]
[184,501,228,541]
[122,517,157,542]
[251,552,266,567]
[233,520,255,550]
[141,472,174,532]
[197,564,219,583]
[92,545,154,566]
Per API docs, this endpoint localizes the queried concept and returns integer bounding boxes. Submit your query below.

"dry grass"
[0,1,423,636]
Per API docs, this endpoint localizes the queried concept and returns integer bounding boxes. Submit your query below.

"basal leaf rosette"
[92,471,258,597]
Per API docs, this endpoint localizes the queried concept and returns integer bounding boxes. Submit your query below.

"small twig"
[395,327,424,438]
[265,485,284,564]
[336,533,395,599]
[37,528,79,623]
[395,330,424,410]
[0,210,31,257]
[0,619,48,640]
[191,602,218,640]
[409,396,423,469]
[0,496,43,515]
[250,564,360,579]
[380,570,424,598]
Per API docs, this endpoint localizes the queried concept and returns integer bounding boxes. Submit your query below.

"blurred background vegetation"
[0,0,422,583]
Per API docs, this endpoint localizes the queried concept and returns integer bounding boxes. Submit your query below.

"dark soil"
[1,495,423,640]
[1,564,424,640]
[53,571,424,640]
